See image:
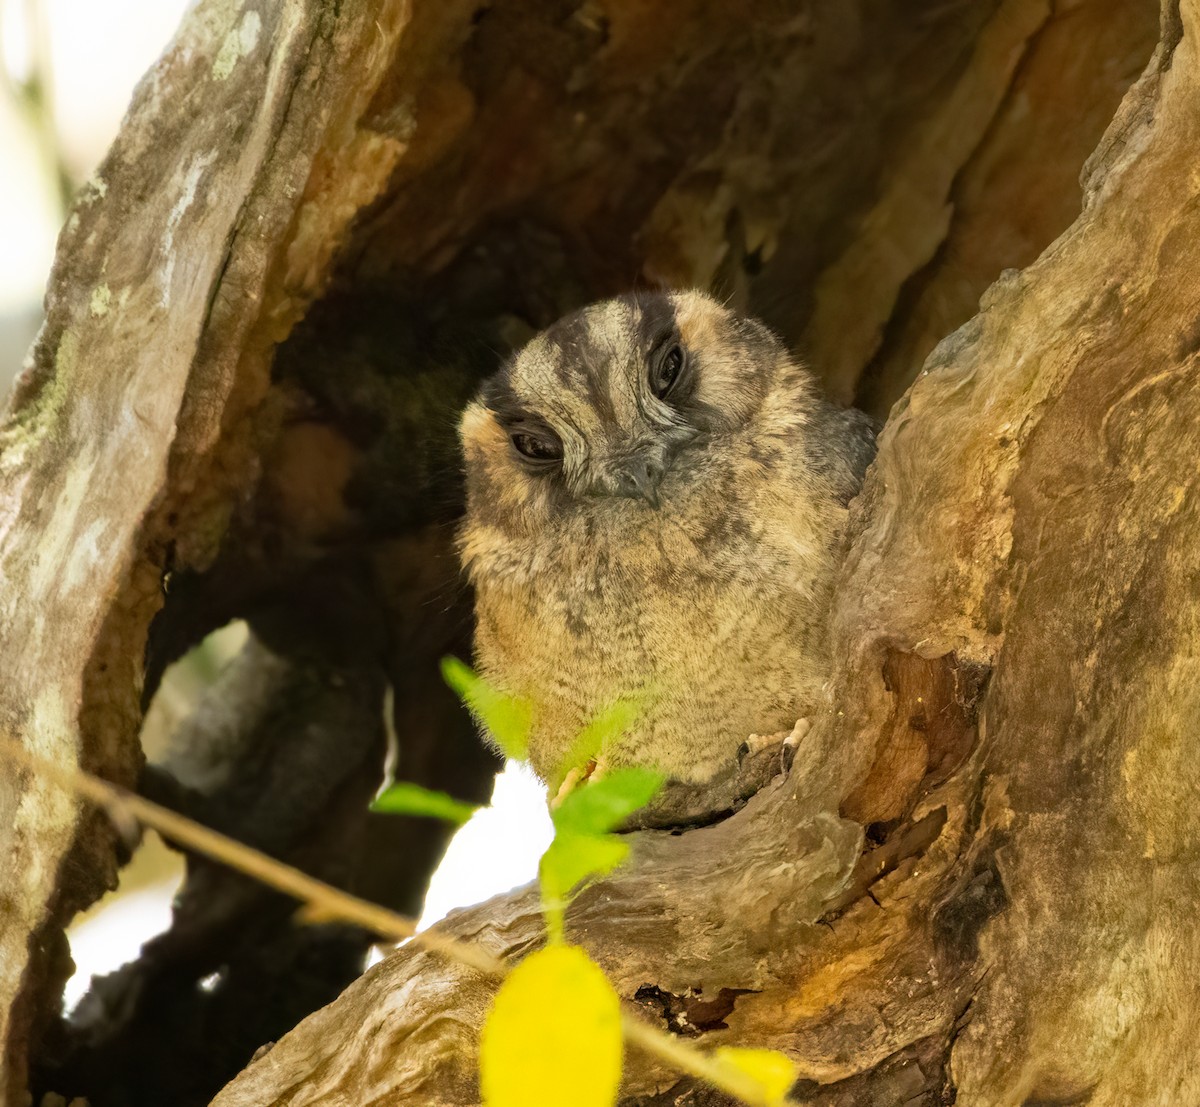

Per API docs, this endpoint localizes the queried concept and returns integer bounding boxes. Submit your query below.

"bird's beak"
[612,454,664,508]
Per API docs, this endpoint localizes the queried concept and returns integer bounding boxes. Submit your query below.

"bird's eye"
[651,343,685,399]
[511,431,563,465]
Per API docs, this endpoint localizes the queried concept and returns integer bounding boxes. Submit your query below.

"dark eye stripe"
[627,291,679,354]
[475,362,567,474]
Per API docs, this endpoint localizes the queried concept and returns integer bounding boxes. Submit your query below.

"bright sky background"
[0,0,191,314]
[67,762,552,1009]
[0,0,553,1010]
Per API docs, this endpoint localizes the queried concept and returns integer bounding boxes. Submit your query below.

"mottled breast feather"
[458,290,877,786]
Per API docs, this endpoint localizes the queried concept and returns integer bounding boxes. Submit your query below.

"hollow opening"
[33,1,1161,1103]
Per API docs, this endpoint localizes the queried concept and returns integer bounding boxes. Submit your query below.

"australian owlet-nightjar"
[458,290,876,788]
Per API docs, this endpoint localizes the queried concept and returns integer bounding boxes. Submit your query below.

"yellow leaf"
[715,1047,799,1105]
[481,945,622,1107]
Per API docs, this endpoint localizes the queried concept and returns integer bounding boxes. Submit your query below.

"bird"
[457,290,876,793]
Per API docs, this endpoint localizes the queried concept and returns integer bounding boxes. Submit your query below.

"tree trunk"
[2,0,1189,1104]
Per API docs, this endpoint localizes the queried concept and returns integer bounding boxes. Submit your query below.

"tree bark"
[0,0,1183,1104]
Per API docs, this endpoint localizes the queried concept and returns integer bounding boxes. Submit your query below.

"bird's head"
[459,290,800,532]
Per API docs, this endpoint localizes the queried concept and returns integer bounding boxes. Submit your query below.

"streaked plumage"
[458,290,875,785]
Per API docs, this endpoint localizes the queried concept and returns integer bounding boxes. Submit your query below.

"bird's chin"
[594,493,671,521]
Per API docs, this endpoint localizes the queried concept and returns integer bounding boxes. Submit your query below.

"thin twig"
[621,1015,794,1106]
[3,737,795,1107]
[2,737,502,976]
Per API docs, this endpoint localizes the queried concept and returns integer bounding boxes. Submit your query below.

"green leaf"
[552,767,665,837]
[370,781,479,825]
[539,831,630,944]
[480,944,622,1107]
[539,770,664,941]
[714,1047,800,1106]
[550,696,644,793]
[440,656,532,760]
[540,831,629,903]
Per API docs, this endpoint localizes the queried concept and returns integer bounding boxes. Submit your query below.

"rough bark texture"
[0,0,1182,1104]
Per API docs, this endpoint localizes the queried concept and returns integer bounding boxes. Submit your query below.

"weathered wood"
[856,0,1161,414]
[0,3,415,1101]
[0,0,1169,1103]
[216,0,1200,1102]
